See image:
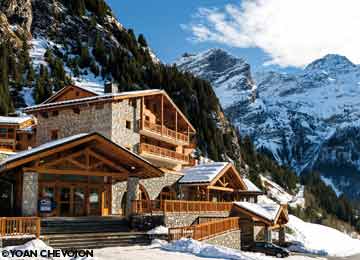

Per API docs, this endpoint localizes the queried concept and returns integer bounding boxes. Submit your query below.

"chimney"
[104,82,119,94]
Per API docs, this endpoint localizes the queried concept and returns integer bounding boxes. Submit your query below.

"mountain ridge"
[177,48,360,201]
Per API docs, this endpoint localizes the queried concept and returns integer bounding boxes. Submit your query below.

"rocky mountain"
[177,49,360,201]
[0,0,242,165]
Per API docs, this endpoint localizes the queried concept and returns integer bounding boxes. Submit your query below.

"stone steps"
[46,232,151,249]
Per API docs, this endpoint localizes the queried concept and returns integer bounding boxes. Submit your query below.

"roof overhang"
[0,132,163,180]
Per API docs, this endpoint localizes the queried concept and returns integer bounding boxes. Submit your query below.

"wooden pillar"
[175,111,178,141]
[279,226,286,245]
[161,95,164,135]
[187,126,190,143]
[264,226,272,242]
[206,188,210,201]
[141,96,145,129]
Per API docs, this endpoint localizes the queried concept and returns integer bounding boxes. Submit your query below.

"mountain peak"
[305,54,356,72]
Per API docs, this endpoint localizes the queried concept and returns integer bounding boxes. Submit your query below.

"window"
[40,112,49,118]
[50,130,58,140]
[76,91,80,97]
[0,128,7,138]
[95,103,104,110]
[52,110,59,117]
[126,120,131,129]
[73,107,80,114]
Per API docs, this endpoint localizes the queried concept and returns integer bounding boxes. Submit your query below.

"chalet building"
[179,162,262,202]
[0,116,36,152]
[0,84,289,249]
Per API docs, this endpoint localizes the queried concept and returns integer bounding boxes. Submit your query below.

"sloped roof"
[233,202,288,225]
[0,116,33,125]
[179,162,229,184]
[24,88,196,132]
[243,178,262,192]
[0,132,163,179]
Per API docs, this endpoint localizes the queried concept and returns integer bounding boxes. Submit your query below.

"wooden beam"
[5,135,95,170]
[207,186,234,192]
[23,167,127,178]
[141,96,145,130]
[87,149,130,173]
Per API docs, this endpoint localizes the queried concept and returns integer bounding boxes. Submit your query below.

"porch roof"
[233,202,289,225]
[179,162,229,184]
[0,132,163,180]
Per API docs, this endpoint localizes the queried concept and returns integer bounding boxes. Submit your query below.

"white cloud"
[186,0,360,67]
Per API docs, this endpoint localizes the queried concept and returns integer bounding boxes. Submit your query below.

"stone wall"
[111,172,183,215]
[203,230,241,250]
[34,98,141,149]
[141,172,183,200]
[22,172,38,216]
[35,102,113,145]
[111,98,141,152]
[164,212,231,228]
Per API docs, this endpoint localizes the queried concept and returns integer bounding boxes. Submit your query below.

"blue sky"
[106,1,269,70]
[107,1,360,71]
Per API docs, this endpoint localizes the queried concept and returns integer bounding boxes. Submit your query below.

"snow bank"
[147,226,169,235]
[286,215,360,257]
[161,238,255,260]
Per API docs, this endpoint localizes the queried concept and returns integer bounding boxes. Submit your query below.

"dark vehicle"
[249,242,290,258]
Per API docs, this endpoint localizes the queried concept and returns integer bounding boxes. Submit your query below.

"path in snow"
[326,255,360,260]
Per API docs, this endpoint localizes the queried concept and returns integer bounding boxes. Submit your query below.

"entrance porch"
[0,133,163,218]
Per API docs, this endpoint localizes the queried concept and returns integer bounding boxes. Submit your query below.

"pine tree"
[138,34,148,47]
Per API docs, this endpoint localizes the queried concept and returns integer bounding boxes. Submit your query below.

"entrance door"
[89,188,102,216]
[73,187,86,216]
[59,187,71,216]
[0,180,13,216]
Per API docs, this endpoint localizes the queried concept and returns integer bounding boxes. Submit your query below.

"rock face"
[0,0,32,32]
[177,50,360,200]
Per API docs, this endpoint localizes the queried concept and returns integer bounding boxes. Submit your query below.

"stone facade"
[35,99,141,151]
[126,177,140,216]
[22,172,38,216]
[111,99,141,153]
[203,230,241,250]
[112,181,127,215]
[111,172,183,215]
[140,172,183,200]
[164,212,231,228]
[35,102,113,145]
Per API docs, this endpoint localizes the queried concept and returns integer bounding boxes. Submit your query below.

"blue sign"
[38,197,53,213]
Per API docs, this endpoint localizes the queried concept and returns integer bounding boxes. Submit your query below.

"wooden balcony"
[139,143,189,164]
[132,200,233,214]
[142,120,189,144]
[168,217,240,241]
[0,217,40,238]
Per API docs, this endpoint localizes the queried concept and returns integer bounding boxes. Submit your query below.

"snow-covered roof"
[234,202,281,222]
[24,89,163,111]
[0,116,33,125]
[243,178,262,192]
[179,162,229,184]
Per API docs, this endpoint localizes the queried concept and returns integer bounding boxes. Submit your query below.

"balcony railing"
[168,217,240,241]
[140,143,189,163]
[143,120,189,143]
[0,217,41,238]
[132,200,233,214]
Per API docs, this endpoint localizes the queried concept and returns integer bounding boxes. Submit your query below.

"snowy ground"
[286,215,360,257]
[0,239,324,260]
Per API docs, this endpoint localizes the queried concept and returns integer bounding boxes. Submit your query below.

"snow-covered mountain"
[177,49,360,200]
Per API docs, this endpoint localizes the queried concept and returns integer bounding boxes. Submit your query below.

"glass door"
[73,187,86,216]
[89,188,101,216]
[59,187,71,216]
